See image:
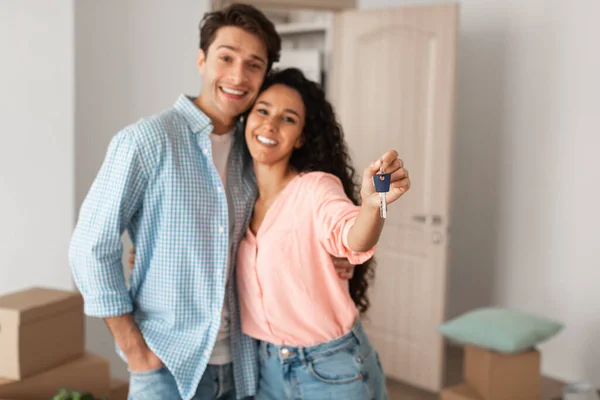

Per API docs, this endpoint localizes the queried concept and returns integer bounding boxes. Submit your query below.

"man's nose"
[228,62,246,85]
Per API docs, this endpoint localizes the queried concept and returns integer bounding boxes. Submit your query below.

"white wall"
[0,1,75,295]
[362,0,600,387]
[75,0,210,379]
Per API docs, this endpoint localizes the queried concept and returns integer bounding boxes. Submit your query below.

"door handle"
[412,214,443,225]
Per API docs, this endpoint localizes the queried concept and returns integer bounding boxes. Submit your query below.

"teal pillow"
[437,307,564,353]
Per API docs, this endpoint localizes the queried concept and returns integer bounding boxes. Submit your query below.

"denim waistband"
[259,318,369,363]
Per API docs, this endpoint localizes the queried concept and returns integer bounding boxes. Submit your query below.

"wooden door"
[330,3,459,392]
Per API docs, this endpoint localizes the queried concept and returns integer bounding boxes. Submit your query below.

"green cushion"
[438,307,564,353]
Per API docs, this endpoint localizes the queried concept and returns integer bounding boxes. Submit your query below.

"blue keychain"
[373,163,391,218]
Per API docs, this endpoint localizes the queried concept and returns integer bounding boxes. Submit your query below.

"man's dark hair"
[199,3,281,72]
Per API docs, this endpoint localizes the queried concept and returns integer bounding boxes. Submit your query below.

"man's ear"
[197,48,207,74]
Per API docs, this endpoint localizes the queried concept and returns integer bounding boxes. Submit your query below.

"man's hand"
[126,344,164,373]
[103,314,163,373]
[332,257,356,280]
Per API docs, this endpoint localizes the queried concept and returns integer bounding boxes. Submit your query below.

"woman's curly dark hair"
[245,68,375,313]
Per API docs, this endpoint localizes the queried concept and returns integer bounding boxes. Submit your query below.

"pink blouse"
[236,172,375,346]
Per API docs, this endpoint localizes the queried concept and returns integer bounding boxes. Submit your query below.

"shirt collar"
[173,95,214,135]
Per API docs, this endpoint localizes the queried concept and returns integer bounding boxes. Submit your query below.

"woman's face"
[245,84,306,167]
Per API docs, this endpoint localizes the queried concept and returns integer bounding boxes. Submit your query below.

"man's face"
[197,26,268,121]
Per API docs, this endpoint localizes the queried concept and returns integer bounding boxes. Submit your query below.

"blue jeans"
[256,319,388,400]
[128,363,237,400]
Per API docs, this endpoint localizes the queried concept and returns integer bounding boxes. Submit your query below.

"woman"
[237,68,407,400]
[130,69,409,399]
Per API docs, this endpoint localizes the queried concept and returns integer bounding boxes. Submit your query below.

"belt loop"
[298,347,307,368]
[261,341,269,358]
[351,318,363,346]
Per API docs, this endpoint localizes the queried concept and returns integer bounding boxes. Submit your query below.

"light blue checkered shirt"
[69,95,259,400]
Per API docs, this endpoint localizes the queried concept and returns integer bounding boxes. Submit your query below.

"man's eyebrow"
[217,45,266,65]
[250,54,266,64]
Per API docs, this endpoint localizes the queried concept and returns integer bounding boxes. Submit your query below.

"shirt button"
[219,226,225,233]
[216,187,222,193]
[203,148,209,155]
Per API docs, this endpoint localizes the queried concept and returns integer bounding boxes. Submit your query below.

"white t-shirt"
[207,129,235,365]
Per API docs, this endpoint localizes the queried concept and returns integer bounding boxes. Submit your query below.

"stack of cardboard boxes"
[442,345,542,400]
[0,287,128,400]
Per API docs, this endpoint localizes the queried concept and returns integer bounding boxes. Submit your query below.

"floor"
[386,346,566,399]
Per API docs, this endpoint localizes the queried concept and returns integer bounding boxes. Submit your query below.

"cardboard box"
[464,345,541,400]
[0,287,84,380]
[0,353,110,400]
[441,384,483,400]
[109,378,129,400]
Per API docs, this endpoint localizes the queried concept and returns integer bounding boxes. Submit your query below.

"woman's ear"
[294,135,305,149]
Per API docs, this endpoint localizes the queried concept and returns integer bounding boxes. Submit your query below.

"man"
[70,4,355,400]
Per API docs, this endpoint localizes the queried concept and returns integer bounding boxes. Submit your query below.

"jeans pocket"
[308,348,364,385]
[129,366,179,400]
[130,365,167,377]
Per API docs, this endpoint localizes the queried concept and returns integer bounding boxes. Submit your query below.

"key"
[373,164,391,219]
